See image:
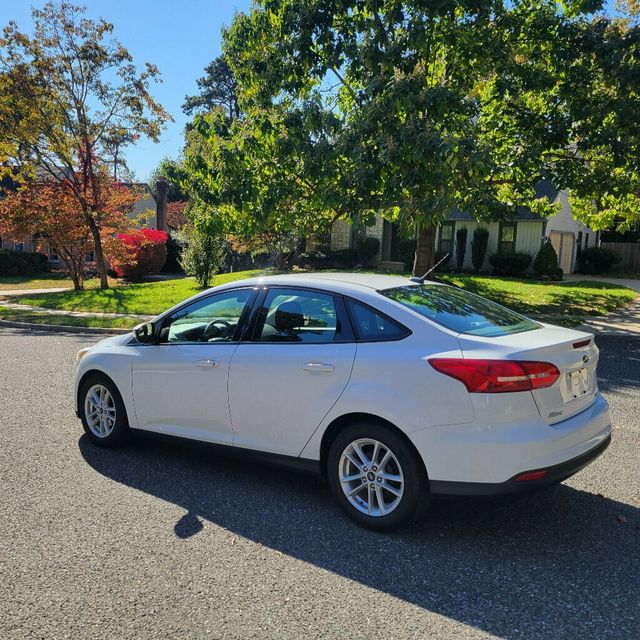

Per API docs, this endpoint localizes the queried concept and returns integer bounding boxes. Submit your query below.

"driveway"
[0,328,638,639]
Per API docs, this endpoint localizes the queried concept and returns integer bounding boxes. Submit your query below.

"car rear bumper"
[429,432,611,497]
[410,392,612,487]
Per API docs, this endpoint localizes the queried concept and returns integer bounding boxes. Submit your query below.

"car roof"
[213,271,445,293]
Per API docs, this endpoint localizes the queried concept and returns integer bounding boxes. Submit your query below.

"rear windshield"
[381,284,541,337]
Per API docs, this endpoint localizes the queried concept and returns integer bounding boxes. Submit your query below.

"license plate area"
[568,367,589,399]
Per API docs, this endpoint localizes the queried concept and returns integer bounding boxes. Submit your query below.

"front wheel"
[79,373,129,448]
[327,422,429,531]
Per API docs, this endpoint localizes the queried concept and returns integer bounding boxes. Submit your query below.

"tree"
[222,0,640,274]
[0,173,137,289]
[176,224,225,288]
[0,1,169,288]
[181,104,346,268]
[182,56,240,120]
[148,158,189,203]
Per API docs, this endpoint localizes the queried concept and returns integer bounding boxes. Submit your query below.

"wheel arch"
[319,412,428,480]
[76,368,127,421]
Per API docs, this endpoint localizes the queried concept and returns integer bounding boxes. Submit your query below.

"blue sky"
[6,0,253,182]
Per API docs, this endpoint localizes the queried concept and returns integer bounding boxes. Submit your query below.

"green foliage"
[0,249,49,276]
[182,56,240,120]
[176,227,225,288]
[489,252,532,275]
[455,228,468,270]
[221,0,631,275]
[471,228,490,272]
[577,247,623,274]
[357,237,381,265]
[533,240,560,276]
[148,159,189,203]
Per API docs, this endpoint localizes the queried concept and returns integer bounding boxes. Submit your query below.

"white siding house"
[328,181,597,273]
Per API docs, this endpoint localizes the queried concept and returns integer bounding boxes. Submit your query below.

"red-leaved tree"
[0,174,137,289]
[110,228,168,281]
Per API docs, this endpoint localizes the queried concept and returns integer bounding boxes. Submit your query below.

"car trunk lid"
[457,324,599,424]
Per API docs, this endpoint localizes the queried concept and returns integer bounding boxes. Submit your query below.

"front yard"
[0,270,635,330]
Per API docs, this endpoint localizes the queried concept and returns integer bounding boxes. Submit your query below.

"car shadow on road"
[79,434,639,640]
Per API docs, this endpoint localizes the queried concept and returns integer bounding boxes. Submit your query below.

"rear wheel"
[79,373,129,448]
[327,422,429,531]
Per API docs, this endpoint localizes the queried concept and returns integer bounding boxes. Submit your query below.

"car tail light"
[573,338,591,349]
[428,358,560,393]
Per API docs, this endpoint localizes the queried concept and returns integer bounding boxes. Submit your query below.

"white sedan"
[74,273,612,530]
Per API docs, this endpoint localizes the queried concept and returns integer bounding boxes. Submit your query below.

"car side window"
[255,288,343,343]
[159,289,253,344]
[346,299,410,342]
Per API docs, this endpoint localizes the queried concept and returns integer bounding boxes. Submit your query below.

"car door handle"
[303,362,335,373]
[196,359,220,368]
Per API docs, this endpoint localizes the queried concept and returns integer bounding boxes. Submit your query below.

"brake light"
[428,358,560,393]
[573,339,591,349]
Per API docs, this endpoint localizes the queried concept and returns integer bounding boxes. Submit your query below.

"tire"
[79,372,129,448]
[327,421,430,532]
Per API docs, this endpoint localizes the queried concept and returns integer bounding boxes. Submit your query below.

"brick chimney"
[156,178,167,231]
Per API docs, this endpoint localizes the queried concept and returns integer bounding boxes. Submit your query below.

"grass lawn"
[6,269,636,322]
[0,306,139,329]
[8,270,267,315]
[0,274,116,291]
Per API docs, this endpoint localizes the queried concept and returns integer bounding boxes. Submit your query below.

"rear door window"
[381,284,540,337]
[346,299,410,342]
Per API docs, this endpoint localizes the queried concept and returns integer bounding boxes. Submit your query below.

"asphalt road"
[1,328,638,640]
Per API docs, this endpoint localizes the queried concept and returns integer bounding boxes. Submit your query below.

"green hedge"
[0,249,50,276]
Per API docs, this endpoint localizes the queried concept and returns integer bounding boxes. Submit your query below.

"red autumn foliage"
[0,175,136,289]
[111,227,168,280]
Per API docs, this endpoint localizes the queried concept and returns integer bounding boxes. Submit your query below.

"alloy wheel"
[338,438,404,517]
[84,384,117,438]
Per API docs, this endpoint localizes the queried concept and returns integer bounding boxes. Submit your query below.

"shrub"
[489,252,532,275]
[455,227,468,270]
[471,227,489,272]
[397,239,417,269]
[178,227,225,288]
[111,228,168,281]
[330,248,359,268]
[533,239,559,277]
[357,236,380,265]
[0,249,50,276]
[577,246,622,274]
[297,249,329,270]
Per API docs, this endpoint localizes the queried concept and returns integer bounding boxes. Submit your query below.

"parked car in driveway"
[74,273,612,530]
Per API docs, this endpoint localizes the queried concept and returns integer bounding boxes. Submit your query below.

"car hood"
[94,333,134,348]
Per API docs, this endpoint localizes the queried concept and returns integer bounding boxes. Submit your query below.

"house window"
[585,233,589,249]
[14,241,24,252]
[86,251,95,262]
[577,231,583,255]
[438,222,455,256]
[48,248,59,263]
[498,222,516,254]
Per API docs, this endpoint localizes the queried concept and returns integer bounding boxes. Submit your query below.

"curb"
[0,319,131,335]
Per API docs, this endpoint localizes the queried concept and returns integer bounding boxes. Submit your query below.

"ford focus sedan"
[74,273,612,530]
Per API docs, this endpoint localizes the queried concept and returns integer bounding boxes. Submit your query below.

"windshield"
[381,284,541,337]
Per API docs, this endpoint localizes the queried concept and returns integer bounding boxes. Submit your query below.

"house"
[329,182,599,273]
[0,180,165,267]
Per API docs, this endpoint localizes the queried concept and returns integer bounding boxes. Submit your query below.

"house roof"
[446,180,559,222]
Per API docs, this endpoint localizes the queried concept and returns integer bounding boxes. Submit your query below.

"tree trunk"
[412,224,437,277]
[85,213,110,289]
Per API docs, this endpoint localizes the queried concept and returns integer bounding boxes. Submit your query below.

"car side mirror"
[133,322,156,344]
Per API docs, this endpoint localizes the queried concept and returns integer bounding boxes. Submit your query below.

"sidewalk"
[567,274,640,336]
[0,287,71,297]
[0,301,152,320]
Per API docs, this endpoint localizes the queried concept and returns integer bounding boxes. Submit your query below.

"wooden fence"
[601,242,640,274]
